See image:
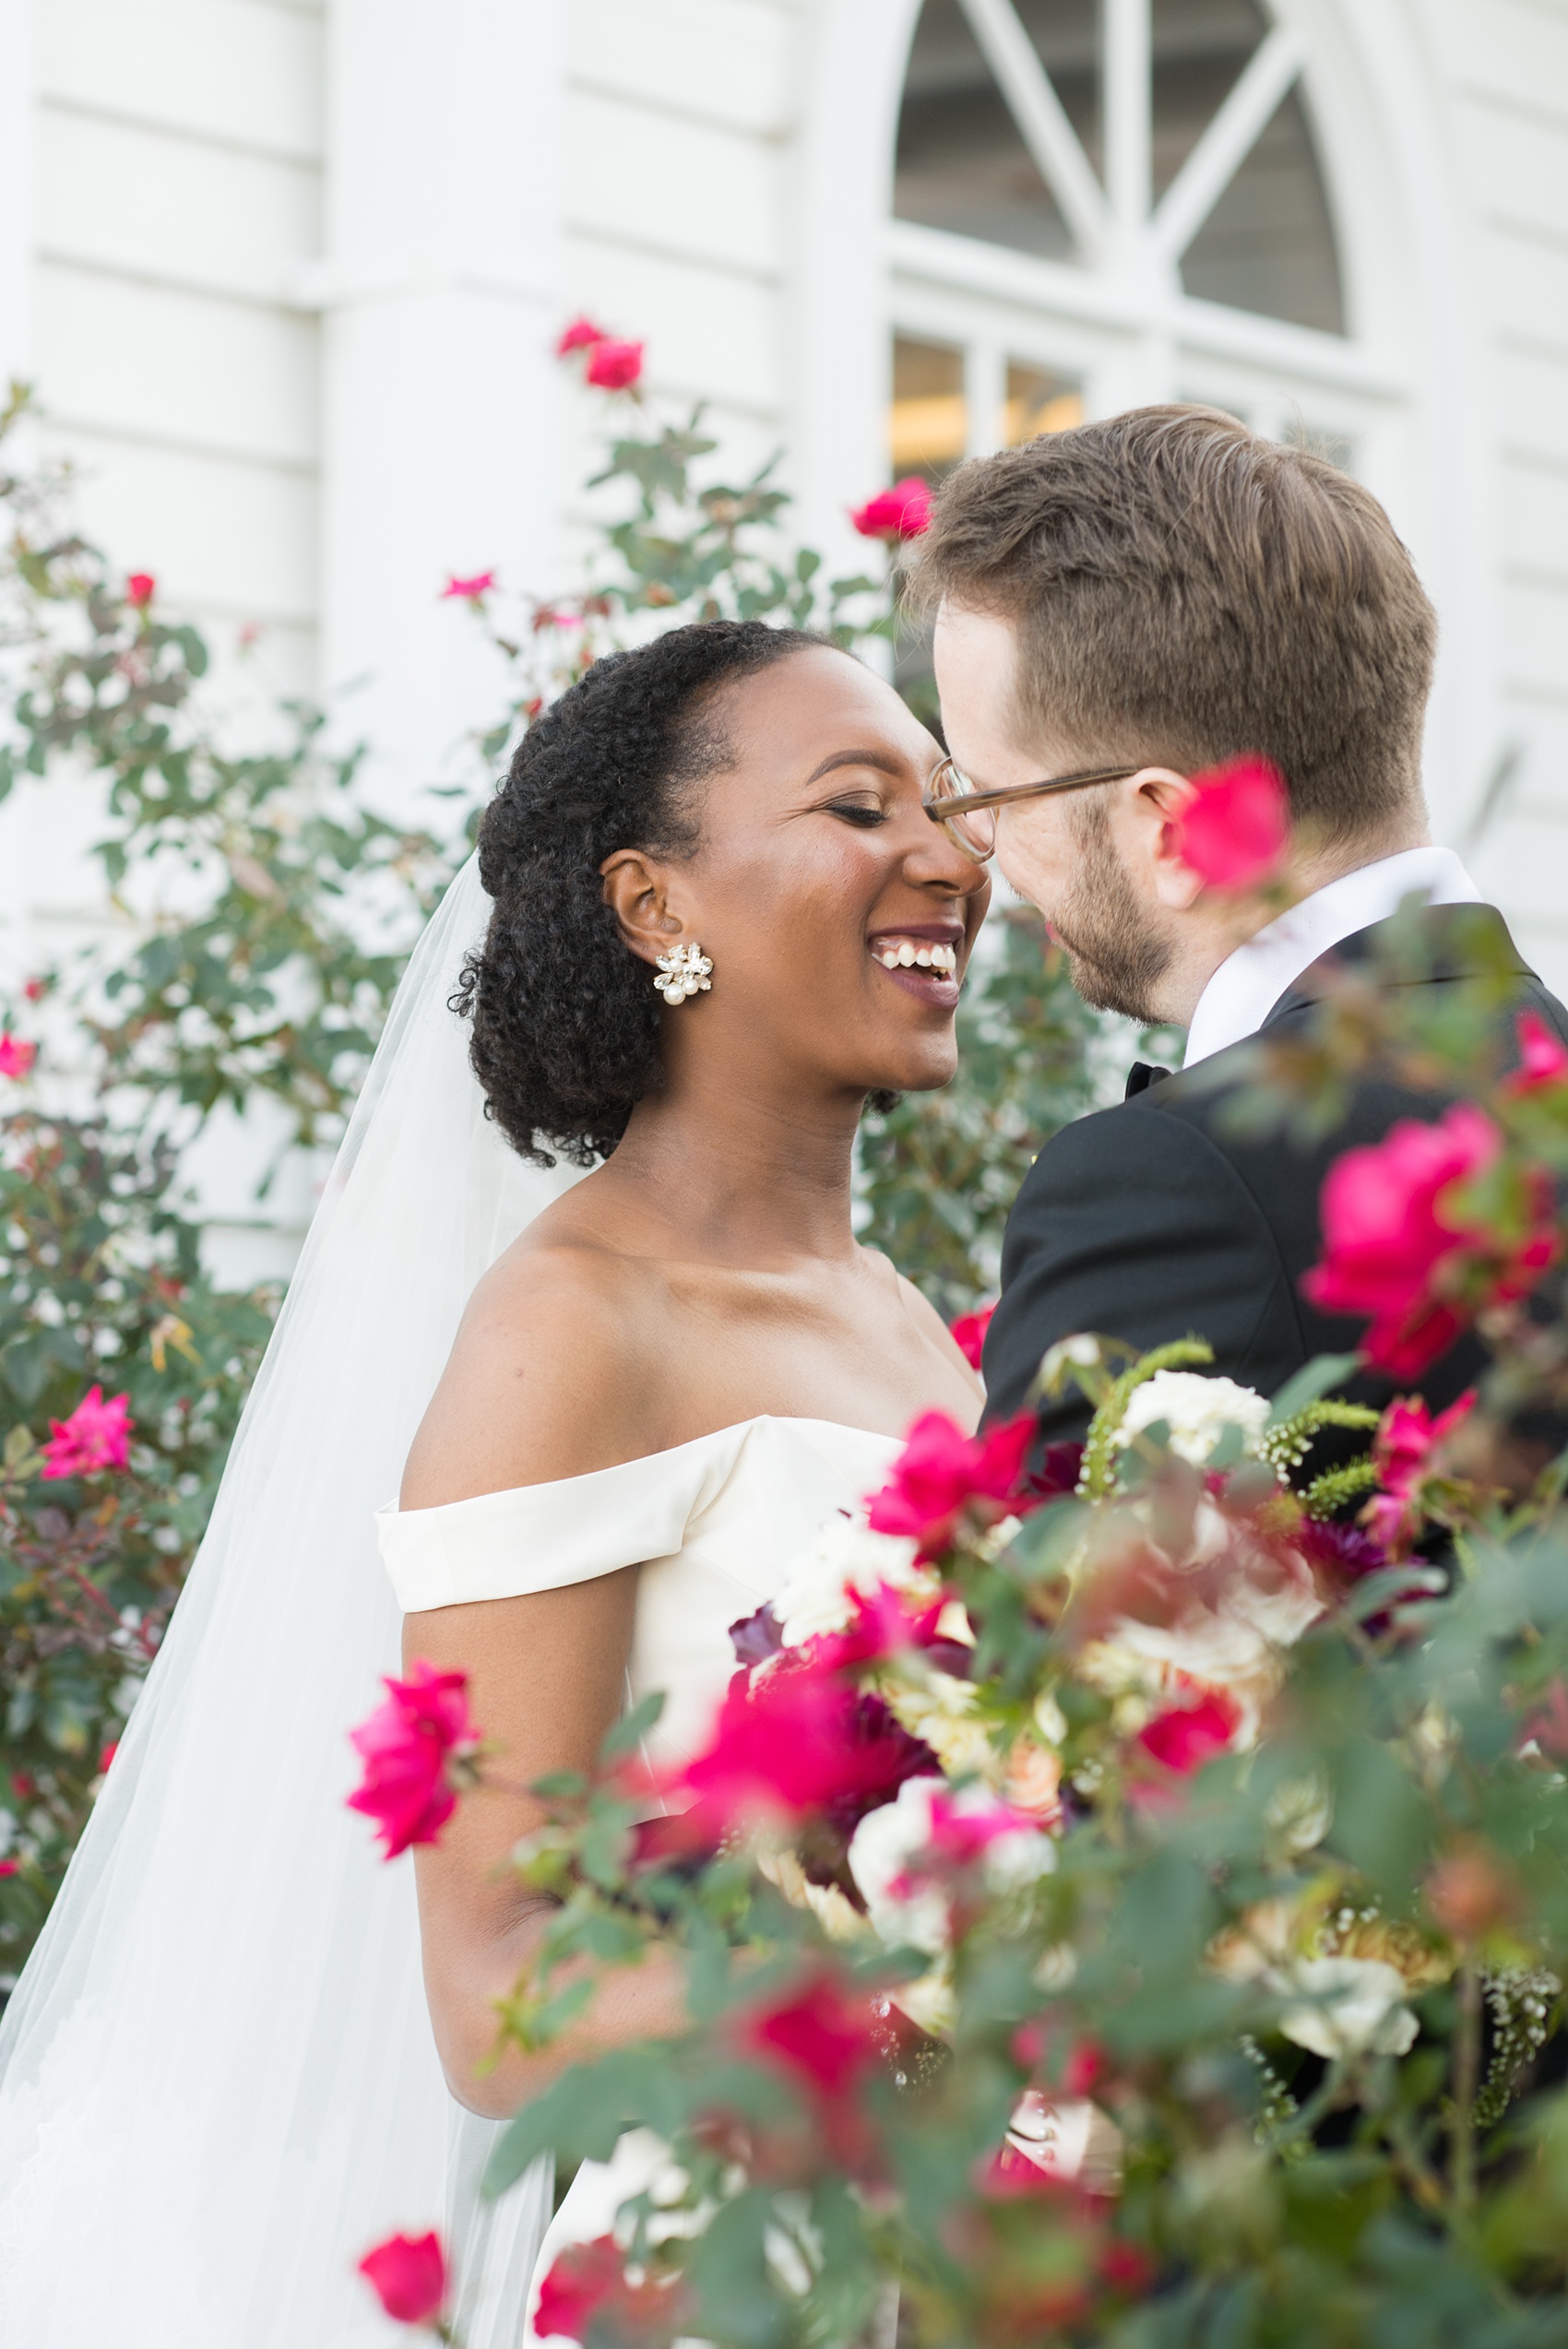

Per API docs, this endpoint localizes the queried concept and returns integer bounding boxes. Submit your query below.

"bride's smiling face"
[603,646,991,1101]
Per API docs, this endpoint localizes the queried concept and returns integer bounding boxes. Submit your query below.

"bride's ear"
[600,848,686,967]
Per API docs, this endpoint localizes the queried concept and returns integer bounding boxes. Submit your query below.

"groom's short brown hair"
[909,405,1436,848]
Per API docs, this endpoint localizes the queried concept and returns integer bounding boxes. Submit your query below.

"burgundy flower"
[950,1304,994,1369]
[357,2230,448,2326]
[346,1661,480,1858]
[585,338,645,391]
[0,1034,37,1080]
[1172,753,1289,892]
[728,1601,784,1667]
[849,478,932,541]
[866,1409,1035,1560]
[1302,1103,1558,1377]
[40,1386,133,1480]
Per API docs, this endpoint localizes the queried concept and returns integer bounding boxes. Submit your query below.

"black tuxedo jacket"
[981,906,1568,1441]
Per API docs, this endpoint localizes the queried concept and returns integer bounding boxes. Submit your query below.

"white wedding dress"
[376,1412,900,2332]
[0,860,903,2345]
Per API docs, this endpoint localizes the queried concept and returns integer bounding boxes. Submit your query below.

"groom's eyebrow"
[804,748,905,784]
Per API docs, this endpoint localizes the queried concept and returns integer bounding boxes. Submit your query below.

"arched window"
[887,0,1387,486]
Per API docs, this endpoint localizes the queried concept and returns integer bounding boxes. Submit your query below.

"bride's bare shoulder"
[399,1204,671,1509]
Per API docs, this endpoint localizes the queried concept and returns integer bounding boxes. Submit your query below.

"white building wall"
[1,0,1566,999]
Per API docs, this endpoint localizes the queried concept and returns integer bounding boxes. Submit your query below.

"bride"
[0,618,989,2343]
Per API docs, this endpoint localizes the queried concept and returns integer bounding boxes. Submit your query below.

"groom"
[918,405,1568,1440]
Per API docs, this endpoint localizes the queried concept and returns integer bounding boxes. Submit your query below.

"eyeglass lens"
[932,762,997,859]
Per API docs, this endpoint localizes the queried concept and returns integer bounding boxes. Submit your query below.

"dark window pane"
[1150,0,1266,200]
[892,338,968,478]
[896,0,1098,262]
[1181,85,1345,335]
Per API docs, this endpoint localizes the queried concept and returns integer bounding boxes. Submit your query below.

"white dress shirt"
[1182,845,1483,1070]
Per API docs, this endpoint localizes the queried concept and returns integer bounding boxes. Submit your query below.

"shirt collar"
[1182,846,1484,1071]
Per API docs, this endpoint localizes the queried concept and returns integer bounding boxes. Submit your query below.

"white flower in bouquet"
[771,1513,930,1647]
[1276,1955,1419,2060]
[1116,1370,1271,1469]
[848,1774,1056,1962]
[885,1671,1000,1782]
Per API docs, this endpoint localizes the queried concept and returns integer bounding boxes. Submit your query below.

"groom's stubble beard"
[1049,800,1175,1023]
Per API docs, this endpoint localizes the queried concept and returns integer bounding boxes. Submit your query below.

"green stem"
[1451,1961,1482,2213]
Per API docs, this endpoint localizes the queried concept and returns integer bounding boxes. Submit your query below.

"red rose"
[554,314,611,357]
[1172,754,1289,892]
[534,2234,687,2346]
[741,1967,881,2098]
[1302,1103,1557,1377]
[849,477,932,542]
[0,1034,37,1080]
[346,1661,480,1858]
[950,1303,995,1369]
[40,1386,133,1480]
[1136,1686,1241,1774]
[1363,1388,1476,1554]
[439,570,496,601]
[1504,1010,1568,1096]
[357,2230,447,2326]
[584,338,645,391]
[680,1654,933,1832]
[125,572,156,609]
[866,1408,1035,1560]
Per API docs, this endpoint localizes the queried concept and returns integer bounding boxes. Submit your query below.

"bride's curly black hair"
[454,618,829,1167]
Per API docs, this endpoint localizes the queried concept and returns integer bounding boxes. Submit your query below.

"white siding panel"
[565,0,794,135]
[59,435,316,622]
[562,235,782,416]
[40,0,323,160]
[1434,0,1568,119]
[1503,457,1568,575]
[1460,101,1568,241]
[1501,580,1568,697]
[39,264,317,468]
[563,89,783,279]
[39,105,319,303]
[1481,222,1568,350]
[1499,343,1568,462]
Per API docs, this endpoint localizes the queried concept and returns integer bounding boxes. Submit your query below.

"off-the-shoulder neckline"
[383,1412,905,1520]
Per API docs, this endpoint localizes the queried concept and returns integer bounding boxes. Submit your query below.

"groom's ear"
[599,848,687,965]
[1130,768,1207,911]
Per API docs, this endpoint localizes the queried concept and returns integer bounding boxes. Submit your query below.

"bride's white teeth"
[880,949,899,968]
[914,947,932,967]
[872,937,960,972]
[897,943,916,967]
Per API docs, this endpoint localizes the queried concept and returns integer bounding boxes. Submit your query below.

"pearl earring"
[654,941,713,1005]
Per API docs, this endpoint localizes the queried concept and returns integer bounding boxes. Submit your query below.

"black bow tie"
[1124,1062,1171,1098]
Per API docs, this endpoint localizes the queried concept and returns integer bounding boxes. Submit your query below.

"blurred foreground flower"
[950,1302,994,1369]
[1504,1010,1568,1096]
[358,2230,448,2327]
[440,571,496,602]
[347,1662,481,1858]
[1303,1102,1557,1375]
[866,1408,1034,1560]
[40,1384,132,1480]
[0,1033,36,1079]
[1173,753,1289,892]
[1364,1388,1476,1553]
[534,2234,687,2349]
[849,478,932,542]
[554,314,611,355]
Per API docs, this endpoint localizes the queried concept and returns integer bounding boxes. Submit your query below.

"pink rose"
[1363,1388,1476,1554]
[1504,1011,1568,1097]
[950,1303,995,1370]
[849,477,932,542]
[742,1967,880,2098]
[554,314,611,357]
[0,1859,18,1879]
[680,1655,934,1831]
[0,1034,36,1079]
[22,978,45,1003]
[924,1785,1041,1866]
[1136,1686,1241,1774]
[439,570,496,601]
[40,1386,133,1480]
[585,338,645,391]
[1172,753,1289,892]
[125,573,155,609]
[1302,1103,1558,1376]
[866,1408,1035,1560]
[346,1661,481,1858]
[357,2231,448,2326]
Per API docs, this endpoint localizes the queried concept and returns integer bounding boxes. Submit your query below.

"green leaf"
[600,1689,665,1762]
[1266,1352,1364,1427]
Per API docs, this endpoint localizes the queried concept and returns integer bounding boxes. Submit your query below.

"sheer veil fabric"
[0,858,573,2344]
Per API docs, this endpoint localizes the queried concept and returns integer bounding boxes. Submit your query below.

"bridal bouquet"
[356,1354,1568,2345]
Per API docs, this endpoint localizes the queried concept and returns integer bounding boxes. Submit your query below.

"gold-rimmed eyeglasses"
[922,755,1140,863]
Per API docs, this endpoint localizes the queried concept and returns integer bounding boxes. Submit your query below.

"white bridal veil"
[0,858,571,2344]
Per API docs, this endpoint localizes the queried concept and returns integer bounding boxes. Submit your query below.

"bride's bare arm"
[398,1245,688,2118]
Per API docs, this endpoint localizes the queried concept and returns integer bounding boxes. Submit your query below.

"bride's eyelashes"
[822,796,891,829]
